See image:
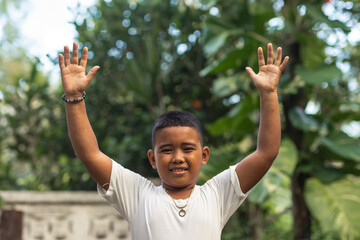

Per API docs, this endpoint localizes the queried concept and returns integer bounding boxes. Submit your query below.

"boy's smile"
[148,126,210,197]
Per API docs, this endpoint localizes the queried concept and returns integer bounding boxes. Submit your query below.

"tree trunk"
[283,40,312,239]
[292,172,312,240]
[247,202,263,240]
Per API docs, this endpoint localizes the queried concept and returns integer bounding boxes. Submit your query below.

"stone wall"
[0,191,131,240]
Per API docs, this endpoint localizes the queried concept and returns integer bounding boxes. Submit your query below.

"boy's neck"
[163,185,195,199]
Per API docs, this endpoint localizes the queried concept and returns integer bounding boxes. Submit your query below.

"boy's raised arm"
[59,42,112,190]
[235,43,289,194]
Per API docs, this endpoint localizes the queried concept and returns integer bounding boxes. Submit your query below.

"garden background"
[1,0,360,239]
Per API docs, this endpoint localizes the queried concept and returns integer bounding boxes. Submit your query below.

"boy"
[59,42,289,239]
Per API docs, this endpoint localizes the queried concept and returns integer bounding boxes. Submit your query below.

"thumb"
[86,66,100,82]
[245,67,256,79]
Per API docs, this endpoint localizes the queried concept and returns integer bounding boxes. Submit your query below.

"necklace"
[165,187,195,217]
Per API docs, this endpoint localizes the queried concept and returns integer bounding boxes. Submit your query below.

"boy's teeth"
[173,169,184,172]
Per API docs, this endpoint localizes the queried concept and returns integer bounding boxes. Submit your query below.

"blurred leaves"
[321,132,360,162]
[295,64,342,85]
[0,60,93,190]
[288,107,320,132]
[207,93,259,138]
[200,48,251,76]
[248,138,297,204]
[212,72,250,97]
[305,177,360,240]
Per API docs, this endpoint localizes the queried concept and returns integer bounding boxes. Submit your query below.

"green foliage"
[0,0,99,191]
[0,59,95,190]
[295,65,342,85]
[320,132,360,162]
[288,107,320,132]
[305,177,360,240]
[207,93,259,138]
[0,0,26,57]
[198,141,246,184]
[211,72,251,98]
[249,138,298,202]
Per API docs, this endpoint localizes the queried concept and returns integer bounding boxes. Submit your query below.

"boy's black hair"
[152,111,203,148]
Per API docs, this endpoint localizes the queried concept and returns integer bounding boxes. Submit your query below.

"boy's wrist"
[63,90,85,98]
[258,89,278,96]
[62,91,86,103]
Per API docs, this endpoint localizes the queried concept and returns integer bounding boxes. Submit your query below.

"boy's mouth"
[170,168,188,174]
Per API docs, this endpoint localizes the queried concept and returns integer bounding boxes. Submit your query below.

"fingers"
[270,44,289,71]
[86,66,100,82]
[64,45,70,66]
[279,56,290,72]
[62,42,89,68]
[245,67,256,79]
[267,43,274,65]
[275,47,282,66]
[58,54,65,71]
[258,47,265,68]
[80,47,88,68]
[260,43,289,71]
[71,42,79,65]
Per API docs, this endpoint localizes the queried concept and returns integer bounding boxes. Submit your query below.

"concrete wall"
[0,191,131,240]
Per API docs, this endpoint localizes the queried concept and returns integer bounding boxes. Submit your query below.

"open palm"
[59,42,99,98]
[246,43,289,93]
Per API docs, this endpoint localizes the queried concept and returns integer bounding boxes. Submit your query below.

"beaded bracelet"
[62,91,86,103]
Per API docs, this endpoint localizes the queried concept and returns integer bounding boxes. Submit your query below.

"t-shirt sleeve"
[97,159,151,222]
[205,164,250,227]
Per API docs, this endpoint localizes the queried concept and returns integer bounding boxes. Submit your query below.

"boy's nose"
[172,151,185,163]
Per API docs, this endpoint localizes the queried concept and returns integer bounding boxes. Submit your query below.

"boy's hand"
[246,43,289,93]
[59,42,100,98]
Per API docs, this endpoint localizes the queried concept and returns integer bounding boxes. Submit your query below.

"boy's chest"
[131,194,222,239]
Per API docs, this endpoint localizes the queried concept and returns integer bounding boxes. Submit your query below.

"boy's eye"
[184,147,195,152]
[160,149,172,153]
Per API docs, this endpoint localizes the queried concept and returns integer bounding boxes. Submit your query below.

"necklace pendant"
[179,209,186,217]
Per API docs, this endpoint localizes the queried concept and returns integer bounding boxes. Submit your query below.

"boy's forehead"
[154,126,201,144]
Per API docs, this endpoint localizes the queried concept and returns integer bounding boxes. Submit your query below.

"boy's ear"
[147,149,157,169]
[201,146,210,166]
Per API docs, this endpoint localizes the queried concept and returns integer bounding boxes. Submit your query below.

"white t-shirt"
[98,160,249,240]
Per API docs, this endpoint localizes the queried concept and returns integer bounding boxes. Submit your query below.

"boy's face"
[147,126,210,191]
